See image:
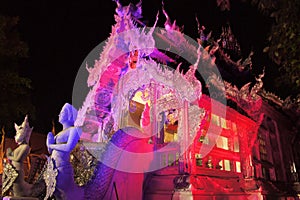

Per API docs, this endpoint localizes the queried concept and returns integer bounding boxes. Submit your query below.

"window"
[224,160,231,171]
[235,161,241,173]
[198,131,210,144]
[195,154,203,166]
[203,136,209,144]
[216,136,229,150]
[218,159,233,172]
[258,133,268,161]
[211,114,220,126]
[220,117,227,129]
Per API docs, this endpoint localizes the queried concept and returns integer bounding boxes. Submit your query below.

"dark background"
[0,0,273,133]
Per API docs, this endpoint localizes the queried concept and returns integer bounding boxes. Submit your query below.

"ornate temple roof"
[75,0,299,135]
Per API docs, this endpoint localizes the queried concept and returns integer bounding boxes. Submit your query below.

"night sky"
[0,0,273,133]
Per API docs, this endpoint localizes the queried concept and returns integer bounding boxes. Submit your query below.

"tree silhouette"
[0,15,35,135]
[246,0,299,97]
[218,0,299,97]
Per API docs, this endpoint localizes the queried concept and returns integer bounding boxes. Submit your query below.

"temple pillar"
[238,126,254,179]
[183,100,190,174]
[150,80,157,150]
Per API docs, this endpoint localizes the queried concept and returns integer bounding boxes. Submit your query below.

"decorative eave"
[151,14,262,120]
[196,21,300,124]
[204,67,264,121]
[260,90,300,116]
[260,90,300,127]
[259,89,283,107]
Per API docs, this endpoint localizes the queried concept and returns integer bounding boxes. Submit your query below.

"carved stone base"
[3,197,39,200]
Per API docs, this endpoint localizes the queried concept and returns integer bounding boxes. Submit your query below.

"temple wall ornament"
[70,142,98,187]
[2,160,18,196]
[43,157,57,200]
[222,69,265,119]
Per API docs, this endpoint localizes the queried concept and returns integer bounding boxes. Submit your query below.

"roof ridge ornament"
[222,69,265,119]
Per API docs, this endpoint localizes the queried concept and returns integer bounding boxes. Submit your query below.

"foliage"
[0,15,35,134]
[247,0,300,96]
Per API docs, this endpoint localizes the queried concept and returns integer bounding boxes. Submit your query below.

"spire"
[219,23,241,56]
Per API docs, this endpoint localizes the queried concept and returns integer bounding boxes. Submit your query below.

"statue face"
[15,116,32,144]
[166,109,178,124]
[14,124,25,144]
[58,103,78,126]
[58,107,69,124]
[14,115,32,145]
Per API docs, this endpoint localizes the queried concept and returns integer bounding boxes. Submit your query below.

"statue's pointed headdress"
[14,115,33,144]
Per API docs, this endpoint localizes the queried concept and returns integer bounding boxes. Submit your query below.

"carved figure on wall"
[164,109,178,143]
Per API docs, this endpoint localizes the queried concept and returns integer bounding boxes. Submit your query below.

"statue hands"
[47,132,55,154]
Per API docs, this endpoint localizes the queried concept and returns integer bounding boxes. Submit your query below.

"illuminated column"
[238,126,253,178]
[97,121,103,143]
[150,80,157,150]
[183,100,190,173]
